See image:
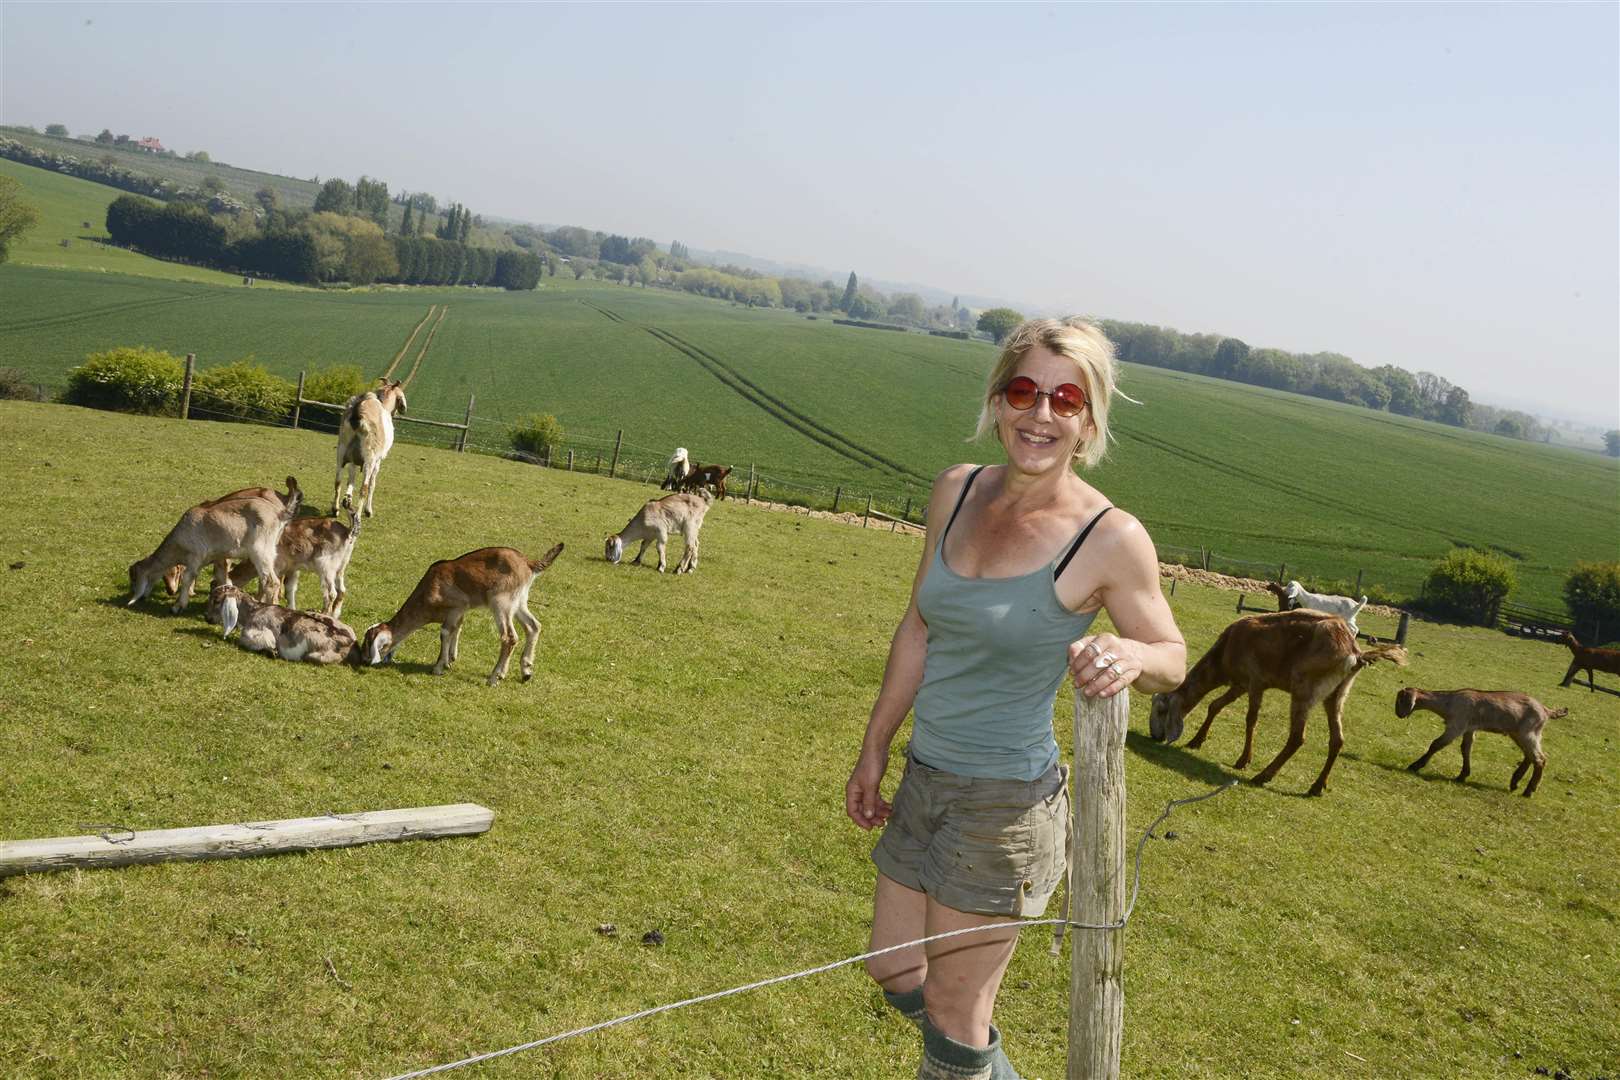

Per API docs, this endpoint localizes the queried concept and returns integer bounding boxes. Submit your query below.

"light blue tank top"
[911,467,1109,780]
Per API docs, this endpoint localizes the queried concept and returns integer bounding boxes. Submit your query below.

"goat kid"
[1557,631,1620,691]
[334,379,407,517]
[1398,688,1565,797]
[129,477,302,612]
[1148,609,1407,796]
[1266,579,1368,636]
[206,584,360,665]
[661,447,692,491]
[360,542,564,686]
[678,463,732,500]
[227,509,361,618]
[605,490,713,573]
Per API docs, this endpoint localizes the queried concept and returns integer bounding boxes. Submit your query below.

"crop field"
[0,401,1615,1079]
[4,254,1615,611]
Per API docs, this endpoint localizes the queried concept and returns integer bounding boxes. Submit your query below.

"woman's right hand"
[845,751,893,830]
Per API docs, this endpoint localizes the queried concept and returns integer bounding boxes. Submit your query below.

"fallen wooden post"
[0,804,494,878]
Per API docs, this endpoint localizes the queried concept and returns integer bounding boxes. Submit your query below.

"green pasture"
[0,158,295,288]
[0,401,1615,1079]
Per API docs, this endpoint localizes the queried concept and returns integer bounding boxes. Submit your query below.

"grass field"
[0,401,1615,1079]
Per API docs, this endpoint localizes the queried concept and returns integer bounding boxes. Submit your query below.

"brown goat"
[1557,631,1620,691]
[1398,688,1565,797]
[678,463,732,500]
[1148,609,1407,796]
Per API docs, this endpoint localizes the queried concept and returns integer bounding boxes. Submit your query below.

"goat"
[678,462,732,500]
[605,490,714,573]
[160,484,285,597]
[205,584,360,665]
[1265,579,1367,636]
[360,542,565,686]
[128,478,302,612]
[1557,631,1620,691]
[661,447,693,491]
[227,509,361,618]
[334,379,407,517]
[1397,687,1565,797]
[1148,609,1407,796]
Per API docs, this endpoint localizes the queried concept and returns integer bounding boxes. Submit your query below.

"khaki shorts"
[871,753,1070,917]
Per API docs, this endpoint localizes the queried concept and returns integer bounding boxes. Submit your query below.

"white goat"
[334,379,407,517]
[360,542,565,686]
[605,490,714,574]
[228,510,361,618]
[661,447,692,491]
[205,584,360,665]
[128,478,302,612]
[1268,579,1368,636]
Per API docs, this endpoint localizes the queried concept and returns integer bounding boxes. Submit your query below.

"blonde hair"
[972,317,1124,469]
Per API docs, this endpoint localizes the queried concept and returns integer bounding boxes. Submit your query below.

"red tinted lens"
[1002,376,1039,410]
[1050,383,1087,417]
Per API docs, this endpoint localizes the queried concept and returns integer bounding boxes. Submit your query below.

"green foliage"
[44,123,68,136]
[312,177,355,215]
[509,412,565,457]
[976,307,1024,344]
[0,366,40,400]
[1605,430,1619,457]
[62,345,185,414]
[302,364,368,408]
[191,360,296,424]
[1424,548,1516,625]
[0,173,41,263]
[1564,562,1620,642]
[354,175,389,229]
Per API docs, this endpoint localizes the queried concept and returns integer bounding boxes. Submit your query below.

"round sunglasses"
[999,375,1088,418]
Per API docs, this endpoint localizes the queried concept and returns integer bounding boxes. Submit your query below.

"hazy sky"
[3,2,1616,425]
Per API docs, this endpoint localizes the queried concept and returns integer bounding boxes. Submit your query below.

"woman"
[845,318,1186,1079]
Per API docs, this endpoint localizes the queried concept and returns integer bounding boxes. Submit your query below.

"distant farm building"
[137,137,165,153]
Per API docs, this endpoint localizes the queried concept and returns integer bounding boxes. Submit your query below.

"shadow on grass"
[1125,730,1235,787]
[1343,749,1525,795]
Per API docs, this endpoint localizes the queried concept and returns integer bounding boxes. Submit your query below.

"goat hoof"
[1307,785,1326,797]
[521,671,533,683]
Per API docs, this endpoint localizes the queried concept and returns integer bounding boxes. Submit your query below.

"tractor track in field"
[640,322,932,486]
[0,290,222,335]
[381,304,447,389]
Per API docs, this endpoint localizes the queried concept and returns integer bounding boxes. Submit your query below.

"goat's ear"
[220,595,239,637]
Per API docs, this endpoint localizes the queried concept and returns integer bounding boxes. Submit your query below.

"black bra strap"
[940,466,986,545]
[1053,506,1112,580]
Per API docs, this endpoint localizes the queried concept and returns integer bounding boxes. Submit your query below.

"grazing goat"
[360,542,565,686]
[605,490,714,573]
[205,584,360,665]
[661,447,693,491]
[128,478,302,612]
[678,462,732,500]
[1148,609,1407,796]
[227,510,361,618]
[334,379,407,517]
[160,484,286,596]
[1557,631,1620,691]
[1266,579,1368,636]
[1398,687,1565,797]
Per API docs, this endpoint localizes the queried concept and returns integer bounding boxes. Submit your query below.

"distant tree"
[546,254,556,276]
[1373,364,1421,416]
[45,123,69,136]
[840,271,858,312]
[1494,417,1524,439]
[1210,337,1249,380]
[313,178,356,216]
[95,129,115,144]
[185,150,211,163]
[976,307,1025,344]
[354,176,390,229]
[1438,385,1472,428]
[887,292,926,325]
[254,187,279,215]
[113,134,131,147]
[0,176,42,264]
[670,240,689,260]
[400,200,414,237]
[1605,430,1620,457]
[571,258,593,280]
[199,175,225,195]
[457,207,471,244]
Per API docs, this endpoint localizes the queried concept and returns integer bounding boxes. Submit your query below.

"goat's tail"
[1546,706,1569,720]
[529,541,565,575]
[1357,643,1408,669]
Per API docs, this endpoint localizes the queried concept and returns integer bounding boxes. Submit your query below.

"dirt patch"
[745,497,926,536]
[1158,563,1405,619]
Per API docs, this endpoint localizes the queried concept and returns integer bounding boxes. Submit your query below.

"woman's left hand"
[1069,634,1141,699]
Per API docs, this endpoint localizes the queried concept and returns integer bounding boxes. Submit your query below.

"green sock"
[918,1015,997,1080]
[883,985,928,1027]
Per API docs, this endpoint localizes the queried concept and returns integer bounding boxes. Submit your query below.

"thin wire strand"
[381,780,1235,1080]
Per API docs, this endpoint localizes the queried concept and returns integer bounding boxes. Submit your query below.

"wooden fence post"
[458,395,475,452]
[594,454,602,474]
[832,486,842,513]
[567,450,574,472]
[1069,685,1128,1080]
[902,497,912,524]
[292,371,305,430]
[1396,611,1410,646]
[1354,569,1363,596]
[863,493,873,529]
[609,430,623,478]
[1278,563,1286,584]
[180,353,195,420]
[747,464,756,504]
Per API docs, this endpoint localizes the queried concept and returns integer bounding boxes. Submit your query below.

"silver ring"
[1111,662,1123,675]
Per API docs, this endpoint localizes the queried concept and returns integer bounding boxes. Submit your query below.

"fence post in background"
[863,493,873,529]
[541,443,551,468]
[594,454,602,474]
[180,353,195,420]
[1354,569,1363,596]
[609,430,623,478]
[567,450,574,472]
[1396,611,1410,646]
[458,395,475,452]
[832,486,842,513]
[1068,685,1128,1080]
[902,497,912,524]
[747,464,756,504]
[1278,562,1286,584]
[1202,548,1211,572]
[292,371,305,430]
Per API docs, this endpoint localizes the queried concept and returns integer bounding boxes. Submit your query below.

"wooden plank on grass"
[0,803,494,878]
